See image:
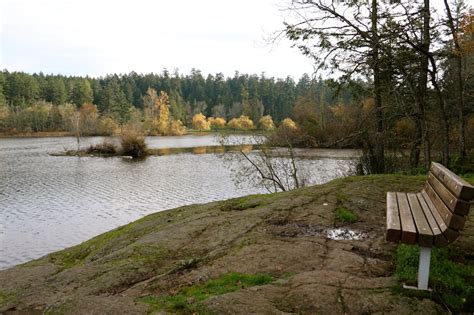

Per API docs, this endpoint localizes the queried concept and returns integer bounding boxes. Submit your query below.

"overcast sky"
[0,0,315,79]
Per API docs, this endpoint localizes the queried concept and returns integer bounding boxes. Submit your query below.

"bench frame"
[386,162,473,291]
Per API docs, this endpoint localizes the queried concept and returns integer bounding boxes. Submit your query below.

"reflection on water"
[0,135,356,270]
[150,144,254,156]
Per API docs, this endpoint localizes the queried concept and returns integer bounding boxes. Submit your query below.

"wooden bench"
[386,162,474,290]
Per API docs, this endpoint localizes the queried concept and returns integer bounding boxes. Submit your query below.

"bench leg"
[417,246,431,290]
[403,246,432,291]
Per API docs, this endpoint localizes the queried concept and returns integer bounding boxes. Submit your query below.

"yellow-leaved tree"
[280,118,298,131]
[208,117,226,129]
[156,91,170,134]
[259,115,275,131]
[238,115,254,130]
[228,115,254,130]
[192,113,211,131]
[143,88,185,135]
[168,120,186,136]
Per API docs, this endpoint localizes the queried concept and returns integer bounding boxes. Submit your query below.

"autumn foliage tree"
[228,115,254,130]
[259,115,275,131]
[208,117,226,129]
[143,88,185,135]
[79,103,98,135]
[192,113,211,131]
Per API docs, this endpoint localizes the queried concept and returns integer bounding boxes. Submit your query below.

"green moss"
[0,290,15,307]
[48,217,159,269]
[394,244,474,312]
[220,195,271,211]
[49,226,127,268]
[128,244,168,263]
[335,207,358,223]
[139,272,274,314]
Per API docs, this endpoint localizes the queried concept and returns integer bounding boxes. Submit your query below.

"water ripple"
[0,136,355,270]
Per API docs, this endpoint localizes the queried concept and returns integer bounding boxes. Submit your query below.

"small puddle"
[270,222,372,240]
[324,228,369,240]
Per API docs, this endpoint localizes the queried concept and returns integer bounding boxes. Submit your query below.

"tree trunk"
[371,0,384,173]
[418,0,431,169]
[457,56,466,156]
[443,0,466,157]
[423,121,431,168]
[410,120,422,170]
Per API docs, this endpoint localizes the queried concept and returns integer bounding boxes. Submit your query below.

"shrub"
[238,115,254,130]
[120,129,148,158]
[168,120,186,136]
[259,115,275,131]
[192,113,211,131]
[86,140,118,155]
[227,115,254,130]
[267,117,303,146]
[208,117,226,129]
[280,118,298,131]
[227,118,240,129]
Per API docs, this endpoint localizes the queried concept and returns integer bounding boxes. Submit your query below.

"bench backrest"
[424,162,474,232]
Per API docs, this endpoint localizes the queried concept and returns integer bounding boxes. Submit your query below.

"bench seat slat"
[424,182,466,230]
[396,192,417,244]
[428,172,470,215]
[417,192,448,246]
[407,193,433,247]
[386,192,401,242]
[430,162,474,200]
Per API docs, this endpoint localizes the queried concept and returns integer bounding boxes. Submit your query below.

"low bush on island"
[119,129,148,158]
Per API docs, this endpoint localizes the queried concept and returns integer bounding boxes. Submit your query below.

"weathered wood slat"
[407,193,433,247]
[396,192,417,244]
[443,228,461,243]
[421,190,448,232]
[386,192,401,242]
[428,172,470,215]
[417,192,448,247]
[424,182,466,230]
[421,190,459,243]
[430,162,474,200]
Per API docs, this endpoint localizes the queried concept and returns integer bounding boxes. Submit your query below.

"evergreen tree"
[103,78,131,125]
[71,79,93,107]
[45,77,67,105]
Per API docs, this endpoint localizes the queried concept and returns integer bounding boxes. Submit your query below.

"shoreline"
[49,145,362,159]
[0,129,268,139]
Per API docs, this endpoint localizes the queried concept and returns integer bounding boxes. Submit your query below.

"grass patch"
[0,290,15,307]
[461,173,474,185]
[139,272,274,314]
[335,206,358,223]
[394,244,474,312]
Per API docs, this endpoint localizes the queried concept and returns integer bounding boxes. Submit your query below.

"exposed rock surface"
[1,175,472,314]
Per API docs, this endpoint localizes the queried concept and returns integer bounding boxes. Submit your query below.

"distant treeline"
[0,70,354,129]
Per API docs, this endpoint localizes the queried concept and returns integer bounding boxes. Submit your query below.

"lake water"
[0,135,357,270]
